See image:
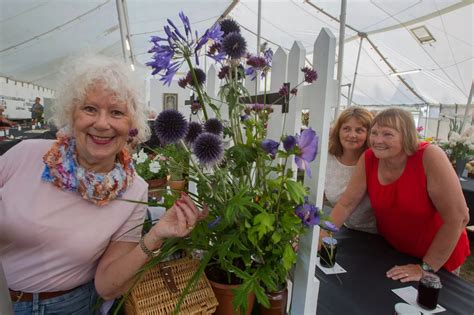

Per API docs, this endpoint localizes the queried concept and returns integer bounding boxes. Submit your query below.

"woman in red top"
[325,108,470,282]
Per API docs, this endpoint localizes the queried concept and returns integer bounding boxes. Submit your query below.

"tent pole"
[349,34,364,106]
[335,0,347,118]
[461,81,474,131]
[257,0,262,55]
[116,0,128,63]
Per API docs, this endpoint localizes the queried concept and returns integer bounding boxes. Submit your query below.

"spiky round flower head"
[222,32,247,59]
[193,132,224,166]
[185,121,203,145]
[154,109,188,144]
[185,68,206,87]
[219,19,240,37]
[204,118,224,135]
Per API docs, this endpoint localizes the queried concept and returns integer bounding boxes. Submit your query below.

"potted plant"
[439,127,474,177]
[161,143,190,191]
[132,148,168,197]
[119,13,334,315]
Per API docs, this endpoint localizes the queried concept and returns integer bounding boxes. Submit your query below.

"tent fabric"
[0,0,472,106]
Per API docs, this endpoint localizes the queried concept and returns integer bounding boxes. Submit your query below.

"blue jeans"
[12,281,99,315]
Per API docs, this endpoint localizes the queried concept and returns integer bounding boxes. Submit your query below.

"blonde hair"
[329,107,373,156]
[52,54,150,142]
[371,108,418,155]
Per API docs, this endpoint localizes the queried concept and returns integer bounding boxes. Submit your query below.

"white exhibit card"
[316,258,347,274]
[392,286,446,314]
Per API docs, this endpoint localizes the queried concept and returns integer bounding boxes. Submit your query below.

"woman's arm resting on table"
[423,145,469,271]
[94,193,202,300]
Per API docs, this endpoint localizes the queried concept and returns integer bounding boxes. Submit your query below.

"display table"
[460,177,474,226]
[316,227,474,314]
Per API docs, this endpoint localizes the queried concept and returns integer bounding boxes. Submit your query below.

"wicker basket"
[125,256,218,315]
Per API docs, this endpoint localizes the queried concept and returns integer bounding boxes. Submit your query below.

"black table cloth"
[316,227,474,315]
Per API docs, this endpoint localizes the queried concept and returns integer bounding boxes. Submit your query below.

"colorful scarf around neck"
[41,136,134,206]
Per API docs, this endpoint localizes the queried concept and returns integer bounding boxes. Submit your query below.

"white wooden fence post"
[291,27,337,315]
[267,47,288,142]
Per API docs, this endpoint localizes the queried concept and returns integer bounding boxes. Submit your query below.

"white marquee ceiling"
[0,0,472,106]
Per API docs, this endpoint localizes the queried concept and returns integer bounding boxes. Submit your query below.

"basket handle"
[160,264,179,293]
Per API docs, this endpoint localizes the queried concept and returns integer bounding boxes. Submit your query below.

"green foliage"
[161,143,190,180]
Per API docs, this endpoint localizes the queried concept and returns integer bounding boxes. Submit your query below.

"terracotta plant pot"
[257,287,288,315]
[169,179,187,191]
[146,178,167,199]
[208,280,255,315]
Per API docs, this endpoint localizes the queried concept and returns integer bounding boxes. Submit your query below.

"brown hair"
[371,108,418,155]
[329,107,373,156]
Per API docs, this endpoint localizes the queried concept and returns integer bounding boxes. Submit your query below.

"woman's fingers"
[386,264,423,282]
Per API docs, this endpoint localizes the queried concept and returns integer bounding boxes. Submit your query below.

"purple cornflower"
[204,118,224,135]
[261,139,279,159]
[295,201,320,227]
[222,32,247,59]
[321,221,339,233]
[278,84,289,97]
[220,19,240,37]
[186,68,206,87]
[185,121,203,145]
[154,109,188,144]
[252,103,265,112]
[283,135,297,152]
[147,11,223,85]
[301,66,318,83]
[295,128,318,177]
[193,132,224,166]
[245,48,273,80]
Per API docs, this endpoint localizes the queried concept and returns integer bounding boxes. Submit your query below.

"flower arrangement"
[439,126,474,162]
[136,12,333,313]
[131,148,167,181]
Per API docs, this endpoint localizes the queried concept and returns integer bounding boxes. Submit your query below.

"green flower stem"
[185,57,208,120]
[274,156,289,227]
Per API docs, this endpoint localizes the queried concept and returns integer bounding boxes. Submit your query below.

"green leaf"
[271,231,282,244]
[282,243,297,270]
[286,180,306,204]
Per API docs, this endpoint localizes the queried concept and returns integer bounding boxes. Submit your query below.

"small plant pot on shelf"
[257,286,288,315]
[169,179,187,191]
[208,280,255,315]
[146,178,167,199]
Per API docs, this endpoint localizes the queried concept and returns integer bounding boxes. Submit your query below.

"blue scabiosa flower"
[261,139,279,159]
[295,201,320,227]
[154,109,188,144]
[193,132,224,166]
[220,19,240,37]
[283,135,297,152]
[185,121,203,145]
[186,68,206,87]
[301,66,318,83]
[222,32,247,59]
[295,128,318,177]
[204,118,224,135]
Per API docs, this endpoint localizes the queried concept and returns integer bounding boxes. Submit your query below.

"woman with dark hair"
[325,107,376,233]
[324,108,470,281]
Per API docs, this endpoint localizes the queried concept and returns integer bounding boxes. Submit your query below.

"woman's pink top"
[0,140,148,292]
[365,142,470,271]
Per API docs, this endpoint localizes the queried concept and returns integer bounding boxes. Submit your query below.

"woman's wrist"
[143,233,164,251]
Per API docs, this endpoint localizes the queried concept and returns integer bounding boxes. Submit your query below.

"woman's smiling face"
[369,123,404,159]
[339,117,368,152]
[73,85,132,172]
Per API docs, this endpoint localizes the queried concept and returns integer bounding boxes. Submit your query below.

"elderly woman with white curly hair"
[0,55,205,314]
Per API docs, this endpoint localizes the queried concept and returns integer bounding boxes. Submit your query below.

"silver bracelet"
[139,236,162,258]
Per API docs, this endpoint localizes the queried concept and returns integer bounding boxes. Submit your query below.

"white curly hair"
[52,54,150,142]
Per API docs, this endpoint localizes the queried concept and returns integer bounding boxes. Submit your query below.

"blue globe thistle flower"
[193,132,224,166]
[204,118,224,135]
[261,139,279,159]
[222,32,247,59]
[219,19,240,37]
[185,121,203,145]
[283,135,297,152]
[295,202,320,227]
[154,109,188,144]
[185,68,206,87]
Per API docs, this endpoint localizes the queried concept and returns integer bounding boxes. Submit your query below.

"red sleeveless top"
[365,142,470,271]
